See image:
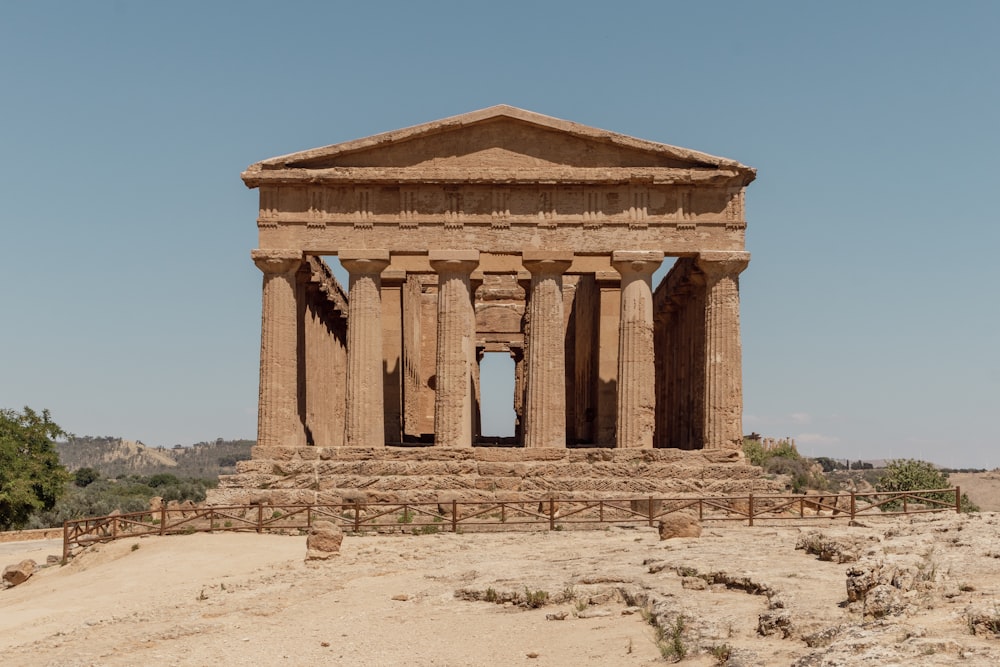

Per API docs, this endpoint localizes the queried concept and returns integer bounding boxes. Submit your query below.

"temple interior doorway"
[478,352,516,439]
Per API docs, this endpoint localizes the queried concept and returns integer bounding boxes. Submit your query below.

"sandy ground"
[950,472,1000,512]
[3,514,1000,666]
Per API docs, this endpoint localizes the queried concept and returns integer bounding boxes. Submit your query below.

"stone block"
[251,446,296,461]
[306,520,344,560]
[658,512,702,540]
[3,559,36,587]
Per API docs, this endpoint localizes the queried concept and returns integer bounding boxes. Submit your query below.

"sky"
[1,2,997,467]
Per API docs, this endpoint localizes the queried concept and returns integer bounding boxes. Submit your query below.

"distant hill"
[56,436,254,479]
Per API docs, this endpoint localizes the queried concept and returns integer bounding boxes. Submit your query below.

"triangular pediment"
[247,106,752,175]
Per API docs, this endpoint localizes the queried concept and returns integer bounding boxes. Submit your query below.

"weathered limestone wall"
[209,446,782,507]
[245,107,756,485]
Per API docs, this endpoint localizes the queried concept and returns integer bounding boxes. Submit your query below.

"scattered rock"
[576,608,612,618]
[802,625,843,648]
[658,511,701,540]
[3,559,36,587]
[795,530,870,563]
[545,611,567,620]
[391,594,409,601]
[757,611,793,638]
[306,520,344,560]
[863,584,905,618]
[681,576,708,590]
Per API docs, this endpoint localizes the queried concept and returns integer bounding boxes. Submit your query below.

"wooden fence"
[62,487,963,561]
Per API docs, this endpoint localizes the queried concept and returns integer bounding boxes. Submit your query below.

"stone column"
[429,250,479,447]
[340,250,391,447]
[401,275,423,440]
[522,251,573,448]
[511,347,525,445]
[612,251,664,449]
[252,249,305,448]
[570,274,598,444]
[697,251,750,450]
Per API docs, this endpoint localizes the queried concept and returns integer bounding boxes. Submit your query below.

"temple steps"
[208,446,783,506]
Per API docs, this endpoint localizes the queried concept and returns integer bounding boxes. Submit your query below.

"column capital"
[696,251,750,277]
[429,250,480,273]
[339,249,391,275]
[522,250,573,275]
[611,250,664,276]
[252,249,302,274]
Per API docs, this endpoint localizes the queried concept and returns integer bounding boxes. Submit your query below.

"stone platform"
[207,446,783,506]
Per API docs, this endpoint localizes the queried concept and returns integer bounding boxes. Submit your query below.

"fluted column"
[697,251,750,450]
[522,251,573,448]
[429,250,479,447]
[340,250,391,447]
[612,251,664,448]
[252,249,305,448]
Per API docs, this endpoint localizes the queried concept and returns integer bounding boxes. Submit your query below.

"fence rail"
[62,487,963,561]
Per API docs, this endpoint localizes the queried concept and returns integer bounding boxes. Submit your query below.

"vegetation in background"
[26,473,217,528]
[56,437,253,478]
[876,458,979,513]
[0,407,69,530]
[743,437,828,493]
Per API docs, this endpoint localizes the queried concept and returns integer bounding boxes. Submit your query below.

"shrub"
[876,459,978,513]
[73,467,100,488]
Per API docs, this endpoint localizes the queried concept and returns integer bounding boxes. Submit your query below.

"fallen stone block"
[3,559,36,587]
[658,511,701,540]
[306,520,344,560]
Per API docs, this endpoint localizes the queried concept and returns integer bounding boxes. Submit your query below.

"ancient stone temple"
[213,106,769,505]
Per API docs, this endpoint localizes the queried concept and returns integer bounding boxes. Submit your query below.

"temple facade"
[242,106,754,453]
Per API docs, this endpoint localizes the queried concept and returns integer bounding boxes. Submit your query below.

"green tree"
[73,467,100,487]
[0,407,69,529]
[876,458,978,513]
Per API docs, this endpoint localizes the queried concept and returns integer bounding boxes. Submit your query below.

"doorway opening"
[478,352,516,439]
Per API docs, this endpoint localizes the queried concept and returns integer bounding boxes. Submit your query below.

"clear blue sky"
[2,2,997,467]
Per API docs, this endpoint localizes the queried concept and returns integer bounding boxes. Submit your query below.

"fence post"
[599,500,604,524]
[647,496,655,527]
[850,491,856,522]
[451,499,457,532]
[62,521,69,562]
[903,494,907,514]
[257,504,263,534]
[748,493,754,527]
[549,498,555,530]
[160,505,166,536]
[698,498,703,521]
[353,503,361,533]
[955,486,962,513]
